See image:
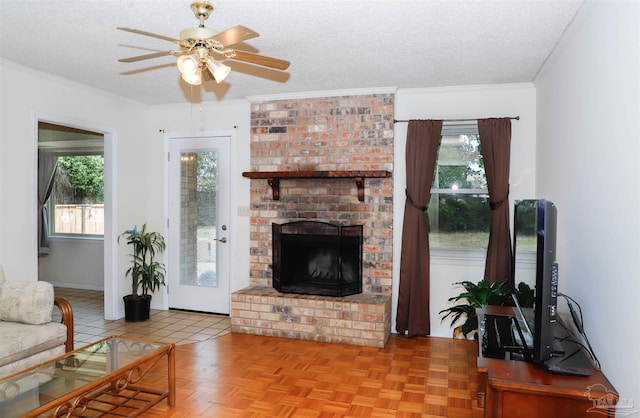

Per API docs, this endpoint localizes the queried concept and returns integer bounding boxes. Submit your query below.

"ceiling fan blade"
[120,62,177,75]
[225,61,290,83]
[211,25,259,47]
[118,50,177,63]
[230,50,290,71]
[117,27,180,44]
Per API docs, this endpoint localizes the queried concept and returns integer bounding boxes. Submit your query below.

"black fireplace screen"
[272,221,363,297]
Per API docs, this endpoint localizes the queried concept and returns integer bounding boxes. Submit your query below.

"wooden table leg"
[167,343,176,407]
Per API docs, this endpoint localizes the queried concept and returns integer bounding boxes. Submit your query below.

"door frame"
[163,130,235,312]
[34,113,118,319]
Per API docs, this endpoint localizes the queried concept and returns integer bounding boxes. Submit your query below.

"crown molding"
[246,86,397,103]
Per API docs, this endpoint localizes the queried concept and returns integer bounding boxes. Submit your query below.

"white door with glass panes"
[168,135,230,314]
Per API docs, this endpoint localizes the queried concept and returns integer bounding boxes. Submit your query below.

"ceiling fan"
[117,1,290,85]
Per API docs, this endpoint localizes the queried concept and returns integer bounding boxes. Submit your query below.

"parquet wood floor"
[140,333,484,418]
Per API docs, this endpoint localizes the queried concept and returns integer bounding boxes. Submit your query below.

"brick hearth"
[231,286,391,348]
[231,92,394,347]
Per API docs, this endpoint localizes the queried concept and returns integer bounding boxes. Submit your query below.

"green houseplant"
[118,223,166,322]
[439,280,534,339]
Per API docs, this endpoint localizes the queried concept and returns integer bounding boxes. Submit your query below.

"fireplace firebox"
[272,221,363,297]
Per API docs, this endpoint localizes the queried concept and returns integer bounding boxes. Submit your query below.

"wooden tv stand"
[476,306,618,418]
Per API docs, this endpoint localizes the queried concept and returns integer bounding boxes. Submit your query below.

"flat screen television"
[513,199,559,364]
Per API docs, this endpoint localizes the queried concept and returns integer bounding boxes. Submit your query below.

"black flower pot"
[123,294,152,322]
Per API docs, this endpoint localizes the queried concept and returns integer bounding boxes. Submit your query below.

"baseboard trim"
[49,282,104,291]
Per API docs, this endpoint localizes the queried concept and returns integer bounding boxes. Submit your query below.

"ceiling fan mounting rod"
[191,1,214,27]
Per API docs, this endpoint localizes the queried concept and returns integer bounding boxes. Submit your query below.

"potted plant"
[118,223,166,322]
[439,280,534,339]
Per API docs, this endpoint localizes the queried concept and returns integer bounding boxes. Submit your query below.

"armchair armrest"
[54,297,74,352]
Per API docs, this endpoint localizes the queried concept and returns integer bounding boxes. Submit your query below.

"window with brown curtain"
[397,118,513,336]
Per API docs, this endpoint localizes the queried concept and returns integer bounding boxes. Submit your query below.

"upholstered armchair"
[0,265,73,377]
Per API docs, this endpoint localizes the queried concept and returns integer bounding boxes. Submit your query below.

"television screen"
[513,199,559,364]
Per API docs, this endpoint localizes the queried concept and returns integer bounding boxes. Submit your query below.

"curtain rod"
[393,116,520,123]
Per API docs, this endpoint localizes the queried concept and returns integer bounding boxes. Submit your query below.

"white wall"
[0,59,252,316]
[393,83,537,337]
[535,1,640,414]
[146,101,252,310]
[0,59,150,320]
[38,238,104,289]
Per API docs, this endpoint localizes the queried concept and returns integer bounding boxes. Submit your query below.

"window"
[38,122,104,239]
[48,154,105,236]
[428,124,490,250]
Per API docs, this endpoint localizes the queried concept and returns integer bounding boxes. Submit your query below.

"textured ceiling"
[0,0,583,105]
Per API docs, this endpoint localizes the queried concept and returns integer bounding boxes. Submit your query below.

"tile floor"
[52,287,231,348]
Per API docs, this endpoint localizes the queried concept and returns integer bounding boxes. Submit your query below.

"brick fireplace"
[231,92,395,347]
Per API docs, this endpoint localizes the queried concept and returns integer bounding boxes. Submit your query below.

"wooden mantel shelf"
[242,170,392,201]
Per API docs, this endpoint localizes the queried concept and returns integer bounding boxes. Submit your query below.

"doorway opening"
[36,116,116,320]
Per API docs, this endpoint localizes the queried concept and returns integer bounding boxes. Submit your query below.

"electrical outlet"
[237,206,251,216]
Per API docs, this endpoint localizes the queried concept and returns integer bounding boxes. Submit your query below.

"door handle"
[216,237,228,243]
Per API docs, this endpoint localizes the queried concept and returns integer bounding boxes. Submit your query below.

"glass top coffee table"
[0,336,175,418]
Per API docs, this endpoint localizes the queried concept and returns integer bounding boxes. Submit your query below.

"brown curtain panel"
[478,118,513,285]
[38,150,58,256]
[396,120,442,336]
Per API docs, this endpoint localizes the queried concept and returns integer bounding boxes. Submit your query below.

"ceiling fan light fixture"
[117,1,289,92]
[177,55,199,76]
[206,57,231,83]
[182,65,203,85]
